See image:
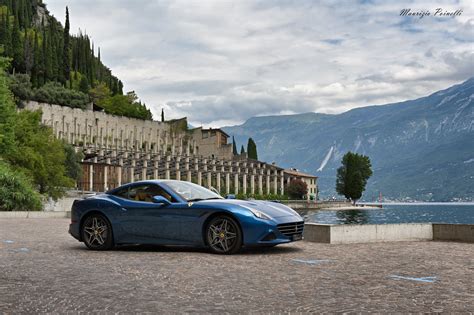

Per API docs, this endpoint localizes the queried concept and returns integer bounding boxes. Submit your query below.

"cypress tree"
[240,145,245,155]
[79,76,89,94]
[62,6,70,84]
[31,30,40,87]
[232,136,237,155]
[11,11,23,72]
[247,138,258,160]
[161,108,165,122]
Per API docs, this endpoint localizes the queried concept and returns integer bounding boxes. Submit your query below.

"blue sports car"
[69,180,304,254]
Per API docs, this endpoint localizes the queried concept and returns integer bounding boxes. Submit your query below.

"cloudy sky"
[46,0,473,127]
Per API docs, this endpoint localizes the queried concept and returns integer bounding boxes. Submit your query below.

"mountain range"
[224,78,474,202]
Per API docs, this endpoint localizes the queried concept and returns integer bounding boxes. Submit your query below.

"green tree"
[161,108,165,122]
[0,162,42,211]
[88,81,111,104]
[8,73,33,104]
[285,178,308,199]
[232,136,237,155]
[336,152,373,204]
[78,75,88,94]
[0,57,16,155]
[247,137,258,160]
[61,6,70,84]
[240,145,245,155]
[6,110,75,199]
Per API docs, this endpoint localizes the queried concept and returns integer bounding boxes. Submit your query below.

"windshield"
[164,181,224,202]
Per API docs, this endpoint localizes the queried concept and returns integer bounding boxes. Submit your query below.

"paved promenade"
[1,219,473,313]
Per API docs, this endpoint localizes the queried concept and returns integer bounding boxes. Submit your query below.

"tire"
[81,213,114,250]
[206,215,242,255]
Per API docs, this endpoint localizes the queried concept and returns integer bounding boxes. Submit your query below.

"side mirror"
[152,195,171,206]
[226,194,236,199]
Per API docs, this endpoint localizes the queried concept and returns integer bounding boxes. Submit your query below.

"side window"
[113,187,130,199]
[128,185,177,203]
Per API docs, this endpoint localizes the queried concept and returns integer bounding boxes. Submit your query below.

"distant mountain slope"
[224,78,474,201]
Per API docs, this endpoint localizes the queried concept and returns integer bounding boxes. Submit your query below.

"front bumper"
[69,223,81,241]
[242,215,304,246]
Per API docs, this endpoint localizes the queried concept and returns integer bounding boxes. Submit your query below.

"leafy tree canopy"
[336,151,373,204]
[286,178,308,199]
[0,162,42,211]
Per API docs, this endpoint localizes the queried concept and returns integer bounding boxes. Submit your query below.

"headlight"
[249,208,272,220]
[240,205,272,220]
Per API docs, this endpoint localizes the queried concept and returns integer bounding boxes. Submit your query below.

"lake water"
[304,203,474,225]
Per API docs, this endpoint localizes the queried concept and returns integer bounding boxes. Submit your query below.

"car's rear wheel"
[206,215,242,254]
[81,214,114,250]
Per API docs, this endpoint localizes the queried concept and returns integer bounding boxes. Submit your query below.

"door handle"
[120,207,128,212]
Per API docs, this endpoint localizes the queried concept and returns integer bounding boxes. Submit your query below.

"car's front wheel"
[81,214,114,250]
[206,215,242,254]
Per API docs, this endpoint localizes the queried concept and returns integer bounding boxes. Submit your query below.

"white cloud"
[46,0,474,126]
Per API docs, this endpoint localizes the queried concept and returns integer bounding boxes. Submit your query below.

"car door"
[112,183,182,243]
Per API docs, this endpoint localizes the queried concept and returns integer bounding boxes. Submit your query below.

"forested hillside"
[0,0,152,120]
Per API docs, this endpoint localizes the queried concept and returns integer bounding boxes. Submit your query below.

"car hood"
[196,199,302,219]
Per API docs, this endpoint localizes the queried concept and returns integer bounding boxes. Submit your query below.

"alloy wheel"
[82,215,113,250]
[207,216,242,254]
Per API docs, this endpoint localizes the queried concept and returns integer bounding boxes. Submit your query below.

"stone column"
[197,171,202,186]
[118,157,123,187]
[89,164,94,192]
[216,172,221,193]
[186,157,192,182]
[280,170,285,195]
[142,159,148,181]
[171,136,176,155]
[266,169,271,195]
[250,168,255,195]
[175,158,181,181]
[242,173,247,195]
[104,157,111,191]
[207,172,212,189]
[194,158,199,183]
[273,169,278,195]
[225,172,230,195]
[165,155,171,179]
[258,169,263,195]
[130,158,136,183]
[234,173,239,195]
[154,156,160,179]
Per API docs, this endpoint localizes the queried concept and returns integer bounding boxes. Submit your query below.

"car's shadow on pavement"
[70,243,303,255]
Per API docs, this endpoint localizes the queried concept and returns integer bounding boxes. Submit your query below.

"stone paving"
[0,219,473,313]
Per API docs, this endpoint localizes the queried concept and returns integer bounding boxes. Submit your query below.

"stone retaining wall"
[304,223,473,244]
[433,224,474,243]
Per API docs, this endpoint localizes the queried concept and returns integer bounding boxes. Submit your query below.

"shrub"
[0,162,42,211]
[8,73,33,105]
[33,82,89,108]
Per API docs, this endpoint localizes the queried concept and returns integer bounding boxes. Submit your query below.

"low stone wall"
[0,211,71,219]
[285,201,351,210]
[433,224,474,243]
[304,223,433,244]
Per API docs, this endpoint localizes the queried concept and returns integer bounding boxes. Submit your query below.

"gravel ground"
[0,218,473,313]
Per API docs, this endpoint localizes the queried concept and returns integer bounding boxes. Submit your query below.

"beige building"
[284,168,318,200]
[190,127,233,160]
